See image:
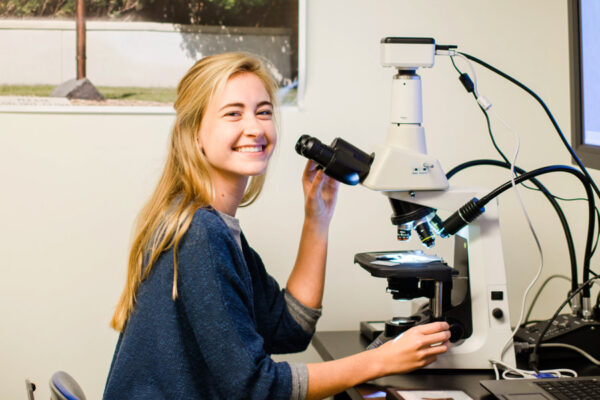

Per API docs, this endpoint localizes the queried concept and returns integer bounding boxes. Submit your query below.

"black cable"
[457,53,600,278]
[529,276,600,371]
[447,51,599,304]
[522,274,571,326]
[449,55,462,75]
[446,160,579,293]
[451,56,594,199]
[480,166,595,298]
[475,95,600,252]
[457,51,600,203]
[541,198,600,258]
[445,165,595,299]
[448,58,600,294]
[474,96,513,166]
[449,56,600,255]
[593,207,600,258]
[450,56,511,167]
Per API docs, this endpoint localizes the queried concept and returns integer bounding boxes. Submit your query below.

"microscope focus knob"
[492,308,504,319]
[448,322,465,343]
[384,317,417,337]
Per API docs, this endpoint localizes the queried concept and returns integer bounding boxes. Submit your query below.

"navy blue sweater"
[103,208,313,399]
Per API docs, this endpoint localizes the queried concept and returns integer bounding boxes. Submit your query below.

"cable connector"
[435,49,458,57]
[458,73,475,93]
[528,352,540,372]
[435,44,458,51]
[442,198,485,235]
[513,342,533,354]
[534,372,556,379]
[477,95,493,110]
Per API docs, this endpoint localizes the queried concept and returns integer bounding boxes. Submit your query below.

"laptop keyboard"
[535,379,600,400]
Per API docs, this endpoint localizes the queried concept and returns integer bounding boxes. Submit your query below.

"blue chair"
[49,371,87,400]
[25,378,36,400]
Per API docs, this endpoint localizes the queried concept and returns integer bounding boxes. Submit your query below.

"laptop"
[480,376,600,399]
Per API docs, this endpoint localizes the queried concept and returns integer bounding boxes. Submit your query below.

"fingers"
[302,160,319,180]
[420,330,452,347]
[303,160,339,192]
[403,322,449,346]
[305,166,336,199]
[302,161,322,192]
[384,330,450,374]
[413,321,449,335]
[308,169,325,195]
[421,354,438,367]
[324,173,340,192]
[423,340,450,356]
[302,160,339,223]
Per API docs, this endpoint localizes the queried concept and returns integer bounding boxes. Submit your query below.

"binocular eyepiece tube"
[294,135,373,186]
[295,135,459,249]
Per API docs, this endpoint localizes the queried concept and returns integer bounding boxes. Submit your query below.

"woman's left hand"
[302,160,340,229]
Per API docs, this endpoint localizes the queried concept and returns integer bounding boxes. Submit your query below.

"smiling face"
[197,72,277,193]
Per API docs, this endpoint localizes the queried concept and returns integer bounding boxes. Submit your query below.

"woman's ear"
[196,132,204,154]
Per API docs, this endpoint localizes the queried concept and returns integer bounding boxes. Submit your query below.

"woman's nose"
[243,115,265,136]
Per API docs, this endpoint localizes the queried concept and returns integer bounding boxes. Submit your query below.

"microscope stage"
[354,250,455,281]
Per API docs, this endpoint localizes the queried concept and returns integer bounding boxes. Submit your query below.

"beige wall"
[1,1,597,399]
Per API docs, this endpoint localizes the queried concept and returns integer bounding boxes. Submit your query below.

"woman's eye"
[257,109,273,116]
[224,111,241,117]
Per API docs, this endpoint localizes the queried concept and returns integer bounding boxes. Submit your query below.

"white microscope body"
[362,38,515,369]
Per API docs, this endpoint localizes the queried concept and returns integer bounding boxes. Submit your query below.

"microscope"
[296,37,515,369]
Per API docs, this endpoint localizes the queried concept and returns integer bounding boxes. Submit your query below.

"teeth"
[236,146,263,153]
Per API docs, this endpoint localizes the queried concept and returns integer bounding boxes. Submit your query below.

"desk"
[312,331,496,400]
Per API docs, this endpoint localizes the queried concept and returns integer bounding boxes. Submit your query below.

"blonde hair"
[111,52,279,332]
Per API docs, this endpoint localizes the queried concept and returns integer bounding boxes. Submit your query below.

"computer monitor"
[569,0,600,169]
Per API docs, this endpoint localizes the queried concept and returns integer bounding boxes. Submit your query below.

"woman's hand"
[302,160,340,229]
[375,321,451,375]
[305,321,451,399]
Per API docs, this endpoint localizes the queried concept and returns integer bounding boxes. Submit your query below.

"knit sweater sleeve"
[175,210,293,400]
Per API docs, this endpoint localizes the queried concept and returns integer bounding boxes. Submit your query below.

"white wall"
[1,1,597,399]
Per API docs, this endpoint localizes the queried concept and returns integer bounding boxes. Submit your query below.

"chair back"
[50,371,87,400]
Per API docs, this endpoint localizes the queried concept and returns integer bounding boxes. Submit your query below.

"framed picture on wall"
[0,0,304,110]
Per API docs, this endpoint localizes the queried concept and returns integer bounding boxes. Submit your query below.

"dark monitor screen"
[569,0,600,168]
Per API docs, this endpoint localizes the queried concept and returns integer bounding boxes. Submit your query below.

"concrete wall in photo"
[0,20,293,87]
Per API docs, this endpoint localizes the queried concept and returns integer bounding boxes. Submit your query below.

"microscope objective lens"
[415,223,435,247]
[397,229,411,241]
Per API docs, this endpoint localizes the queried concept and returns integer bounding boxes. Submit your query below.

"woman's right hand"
[305,321,451,399]
[301,160,339,230]
[374,321,451,375]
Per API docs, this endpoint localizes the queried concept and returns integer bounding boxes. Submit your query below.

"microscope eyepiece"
[295,135,334,167]
[295,135,373,185]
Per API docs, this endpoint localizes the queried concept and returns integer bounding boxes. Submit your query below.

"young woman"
[104,52,451,400]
